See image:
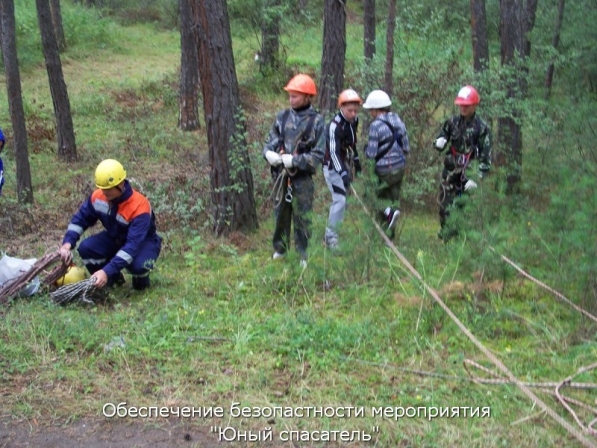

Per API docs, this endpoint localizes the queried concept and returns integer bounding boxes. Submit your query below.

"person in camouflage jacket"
[262,74,325,266]
[434,85,491,239]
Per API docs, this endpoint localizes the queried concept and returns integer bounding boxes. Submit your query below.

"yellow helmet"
[55,265,87,287]
[95,159,126,189]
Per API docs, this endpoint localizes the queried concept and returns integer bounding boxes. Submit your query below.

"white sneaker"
[299,259,308,269]
[272,252,285,260]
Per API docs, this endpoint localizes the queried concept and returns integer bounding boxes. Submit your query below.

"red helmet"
[454,85,480,105]
[284,74,317,95]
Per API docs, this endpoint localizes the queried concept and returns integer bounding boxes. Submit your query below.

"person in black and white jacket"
[322,89,363,249]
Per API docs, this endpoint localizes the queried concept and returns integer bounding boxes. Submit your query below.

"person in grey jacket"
[362,90,410,237]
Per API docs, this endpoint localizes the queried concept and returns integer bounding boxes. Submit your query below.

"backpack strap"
[375,119,402,163]
[278,109,292,152]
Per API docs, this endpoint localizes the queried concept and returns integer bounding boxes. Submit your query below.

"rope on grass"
[0,250,68,305]
[350,185,597,448]
[340,356,597,390]
[50,277,106,305]
[489,246,597,325]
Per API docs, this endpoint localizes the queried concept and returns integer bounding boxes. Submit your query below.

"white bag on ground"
[0,254,41,297]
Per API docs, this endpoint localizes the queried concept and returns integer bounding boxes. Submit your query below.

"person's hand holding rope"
[59,243,73,265]
[90,270,107,288]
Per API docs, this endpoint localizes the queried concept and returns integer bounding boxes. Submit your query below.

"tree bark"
[363,0,375,60]
[260,0,281,72]
[544,0,565,98]
[383,0,396,96]
[49,0,66,52]
[0,0,34,203]
[498,0,538,192]
[319,0,347,117]
[470,0,489,71]
[35,0,77,161]
[178,0,200,131]
[196,0,258,235]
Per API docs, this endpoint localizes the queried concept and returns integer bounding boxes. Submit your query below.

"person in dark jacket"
[434,85,491,240]
[262,74,325,267]
[322,89,362,248]
[362,90,410,238]
[58,159,162,290]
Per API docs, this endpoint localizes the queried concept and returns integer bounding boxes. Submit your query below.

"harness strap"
[375,119,402,163]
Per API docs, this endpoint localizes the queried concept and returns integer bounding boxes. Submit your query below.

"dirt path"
[0,417,221,448]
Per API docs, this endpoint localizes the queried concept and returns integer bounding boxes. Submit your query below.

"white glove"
[434,137,447,150]
[464,179,478,191]
[265,150,282,166]
[282,154,294,169]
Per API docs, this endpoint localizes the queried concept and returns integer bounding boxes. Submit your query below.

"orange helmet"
[454,85,480,105]
[284,74,317,95]
[337,89,362,108]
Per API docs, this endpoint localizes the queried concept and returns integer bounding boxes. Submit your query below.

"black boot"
[132,276,150,291]
[107,272,126,288]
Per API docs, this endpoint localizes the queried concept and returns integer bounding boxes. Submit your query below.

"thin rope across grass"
[489,246,597,324]
[0,250,68,305]
[350,185,597,448]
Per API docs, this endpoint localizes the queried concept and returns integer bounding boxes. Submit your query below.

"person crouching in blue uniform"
[58,159,162,290]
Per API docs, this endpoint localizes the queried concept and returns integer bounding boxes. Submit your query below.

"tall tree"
[544,0,565,98]
[319,0,347,117]
[259,0,281,71]
[0,0,34,203]
[49,0,66,52]
[36,0,77,161]
[363,0,375,60]
[498,0,538,192]
[178,0,200,131]
[470,0,489,71]
[196,0,258,235]
[383,0,396,96]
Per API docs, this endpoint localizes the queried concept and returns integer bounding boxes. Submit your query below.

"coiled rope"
[270,171,287,209]
[50,277,107,305]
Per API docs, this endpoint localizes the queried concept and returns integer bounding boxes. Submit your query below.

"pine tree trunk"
[260,0,281,71]
[498,0,538,193]
[0,0,34,203]
[196,0,258,235]
[544,0,565,98]
[35,0,77,161]
[383,0,396,96]
[363,0,375,60]
[470,0,489,71]
[49,0,66,52]
[178,0,200,131]
[319,0,347,117]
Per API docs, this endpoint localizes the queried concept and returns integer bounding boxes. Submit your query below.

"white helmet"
[362,90,392,109]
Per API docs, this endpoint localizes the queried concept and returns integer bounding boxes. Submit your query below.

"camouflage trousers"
[273,174,314,259]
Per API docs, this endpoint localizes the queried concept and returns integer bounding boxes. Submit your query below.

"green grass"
[1,8,597,448]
